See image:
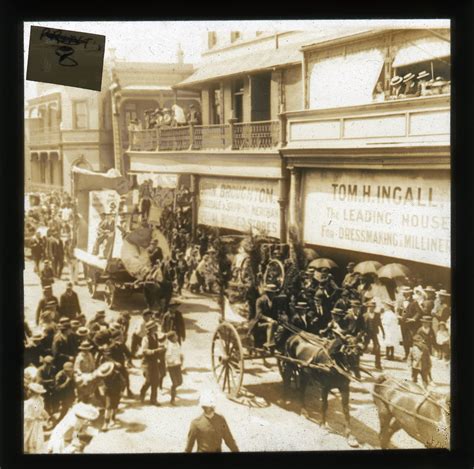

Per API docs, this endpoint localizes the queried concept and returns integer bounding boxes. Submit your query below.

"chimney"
[177,43,184,65]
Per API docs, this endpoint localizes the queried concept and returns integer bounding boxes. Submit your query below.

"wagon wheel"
[84,264,98,299]
[277,358,302,390]
[211,322,244,397]
[104,280,116,309]
[264,259,285,291]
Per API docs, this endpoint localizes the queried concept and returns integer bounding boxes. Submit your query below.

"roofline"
[172,60,301,90]
[300,27,451,53]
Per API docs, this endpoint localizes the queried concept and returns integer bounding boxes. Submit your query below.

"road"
[24,260,450,452]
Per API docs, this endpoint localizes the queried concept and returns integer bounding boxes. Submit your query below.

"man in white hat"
[47,403,99,453]
[185,391,239,453]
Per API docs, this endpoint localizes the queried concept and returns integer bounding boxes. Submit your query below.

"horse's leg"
[320,384,329,427]
[340,381,352,438]
[377,405,393,449]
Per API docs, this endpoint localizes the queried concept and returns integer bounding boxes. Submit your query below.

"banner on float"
[88,190,121,257]
[198,177,280,238]
[303,170,451,267]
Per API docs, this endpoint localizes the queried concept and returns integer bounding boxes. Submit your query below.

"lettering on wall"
[303,170,450,267]
[198,177,280,237]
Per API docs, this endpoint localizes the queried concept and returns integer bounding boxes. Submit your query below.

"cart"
[72,167,170,309]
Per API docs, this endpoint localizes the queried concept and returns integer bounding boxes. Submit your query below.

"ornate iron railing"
[232,120,280,150]
[128,120,281,152]
[192,124,231,150]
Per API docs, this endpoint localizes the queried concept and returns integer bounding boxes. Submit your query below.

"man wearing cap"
[432,290,451,335]
[52,318,76,371]
[87,310,109,336]
[35,286,59,325]
[139,321,165,405]
[37,355,57,417]
[342,262,360,289]
[400,289,424,360]
[131,309,153,357]
[249,284,279,349]
[185,392,239,453]
[362,300,385,370]
[54,361,76,420]
[59,282,82,320]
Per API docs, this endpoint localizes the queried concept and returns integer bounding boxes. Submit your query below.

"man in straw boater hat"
[139,320,166,406]
[416,70,431,96]
[361,299,385,370]
[409,316,435,387]
[402,72,417,96]
[389,75,403,99]
[185,390,239,453]
[47,402,100,453]
[24,382,49,453]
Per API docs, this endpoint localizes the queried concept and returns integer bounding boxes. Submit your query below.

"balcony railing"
[232,120,280,150]
[128,120,281,152]
[28,127,61,146]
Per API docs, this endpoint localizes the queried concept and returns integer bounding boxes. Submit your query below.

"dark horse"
[373,374,450,448]
[282,332,364,446]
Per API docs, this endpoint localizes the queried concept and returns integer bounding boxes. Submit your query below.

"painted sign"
[303,170,450,267]
[198,177,280,238]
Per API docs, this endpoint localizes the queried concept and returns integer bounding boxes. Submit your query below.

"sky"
[24,19,450,101]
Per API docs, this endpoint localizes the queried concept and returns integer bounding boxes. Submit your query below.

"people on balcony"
[187,104,202,126]
[171,104,187,127]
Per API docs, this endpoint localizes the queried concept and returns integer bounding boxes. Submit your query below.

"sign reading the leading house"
[304,170,450,267]
[199,178,280,238]
[27,26,105,91]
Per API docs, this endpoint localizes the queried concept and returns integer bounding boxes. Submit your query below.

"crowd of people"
[128,103,202,134]
[246,256,451,387]
[372,70,450,102]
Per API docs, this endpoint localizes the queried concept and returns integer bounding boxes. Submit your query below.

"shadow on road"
[116,419,147,434]
[184,316,212,334]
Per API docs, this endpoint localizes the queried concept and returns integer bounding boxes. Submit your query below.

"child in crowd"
[436,322,450,361]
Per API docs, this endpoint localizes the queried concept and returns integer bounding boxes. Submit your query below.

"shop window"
[73,101,88,129]
[208,32,217,49]
[230,31,241,43]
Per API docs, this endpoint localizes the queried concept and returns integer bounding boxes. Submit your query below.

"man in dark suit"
[400,290,424,359]
[59,282,82,320]
[54,361,76,420]
[36,285,59,325]
[161,305,186,345]
[362,300,385,370]
[249,284,279,349]
[52,318,76,371]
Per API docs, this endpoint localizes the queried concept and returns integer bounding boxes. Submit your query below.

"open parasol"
[308,258,338,269]
[377,263,411,279]
[354,260,383,275]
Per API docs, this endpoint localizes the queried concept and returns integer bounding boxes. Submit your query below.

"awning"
[174,42,305,88]
[72,167,130,195]
[392,36,451,68]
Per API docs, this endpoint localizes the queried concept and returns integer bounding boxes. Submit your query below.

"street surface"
[24,260,450,452]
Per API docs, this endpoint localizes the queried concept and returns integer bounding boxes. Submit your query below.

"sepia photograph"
[22,19,451,454]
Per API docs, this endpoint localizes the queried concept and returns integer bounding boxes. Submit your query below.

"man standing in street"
[139,321,165,406]
[362,300,385,370]
[59,282,82,320]
[131,309,153,358]
[36,286,59,326]
[31,231,44,274]
[185,391,239,453]
[40,260,55,288]
[52,318,76,371]
[161,303,186,345]
[54,361,76,421]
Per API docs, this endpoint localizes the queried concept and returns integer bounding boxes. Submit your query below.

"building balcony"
[127,120,281,153]
[284,94,450,151]
[28,127,61,147]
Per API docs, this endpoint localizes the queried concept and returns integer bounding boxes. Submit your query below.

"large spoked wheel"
[104,280,116,309]
[84,264,98,299]
[277,358,302,390]
[211,322,244,398]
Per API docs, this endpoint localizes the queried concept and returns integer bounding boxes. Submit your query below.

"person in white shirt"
[380,299,400,360]
[165,331,184,405]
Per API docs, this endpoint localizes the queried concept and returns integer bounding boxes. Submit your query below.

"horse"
[372,374,450,448]
[283,332,364,445]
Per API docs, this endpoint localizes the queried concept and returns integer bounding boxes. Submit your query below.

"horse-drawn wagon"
[72,167,170,309]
